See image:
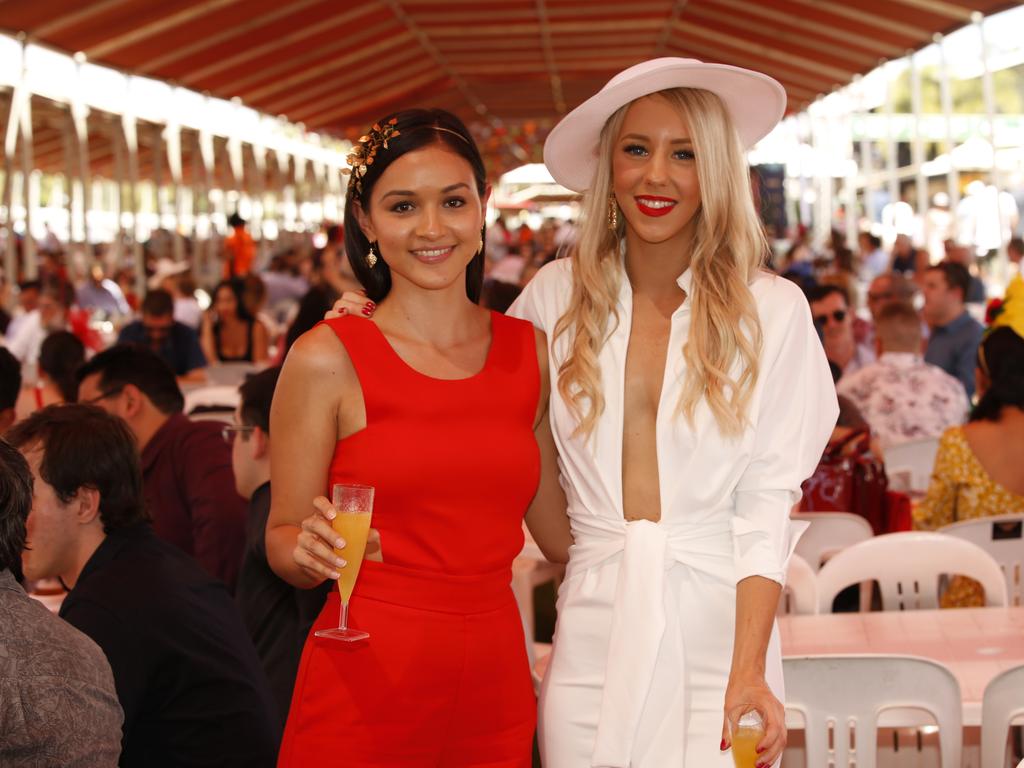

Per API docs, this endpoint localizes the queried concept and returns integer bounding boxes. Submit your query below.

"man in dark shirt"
[0,347,20,433]
[922,261,985,398]
[8,406,279,767]
[0,437,123,766]
[231,366,329,725]
[76,344,247,590]
[118,288,207,382]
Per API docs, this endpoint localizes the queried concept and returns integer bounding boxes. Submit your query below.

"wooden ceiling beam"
[239,27,413,104]
[262,46,425,115]
[886,0,974,21]
[781,0,931,38]
[535,0,567,114]
[665,37,836,94]
[301,71,447,128]
[180,2,382,84]
[406,2,671,23]
[680,4,877,69]
[86,0,245,59]
[672,18,855,81]
[701,0,903,58]
[139,0,326,72]
[33,0,132,37]
[424,18,664,37]
[281,58,439,123]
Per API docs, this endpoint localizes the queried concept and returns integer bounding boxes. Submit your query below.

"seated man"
[922,262,985,398]
[838,302,969,449]
[231,366,330,725]
[807,284,875,378]
[77,345,247,591]
[118,289,207,383]
[0,348,19,433]
[0,438,123,766]
[8,405,279,767]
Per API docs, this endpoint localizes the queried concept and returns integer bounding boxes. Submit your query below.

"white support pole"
[935,33,960,213]
[62,112,76,247]
[20,91,35,279]
[2,42,24,284]
[72,54,92,251]
[883,62,900,219]
[121,107,144,299]
[910,51,929,249]
[977,12,1005,269]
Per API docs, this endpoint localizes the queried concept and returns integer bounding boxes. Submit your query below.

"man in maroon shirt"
[76,344,246,591]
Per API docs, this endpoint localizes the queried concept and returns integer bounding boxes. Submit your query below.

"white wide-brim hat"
[544,57,786,193]
[148,258,190,290]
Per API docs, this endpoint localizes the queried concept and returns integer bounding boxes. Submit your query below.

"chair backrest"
[792,512,874,573]
[816,531,1009,612]
[784,655,963,768]
[941,514,1024,607]
[779,554,818,616]
[182,385,240,417]
[884,437,940,493]
[981,664,1024,768]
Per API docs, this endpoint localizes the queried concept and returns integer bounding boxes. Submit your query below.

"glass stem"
[339,600,350,632]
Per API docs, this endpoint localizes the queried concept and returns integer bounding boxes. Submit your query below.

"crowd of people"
[0,53,1022,768]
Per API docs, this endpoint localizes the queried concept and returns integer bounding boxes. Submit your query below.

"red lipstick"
[635,196,676,217]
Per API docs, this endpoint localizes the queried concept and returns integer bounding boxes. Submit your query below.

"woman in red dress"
[266,109,571,766]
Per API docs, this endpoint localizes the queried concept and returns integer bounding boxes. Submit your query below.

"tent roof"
[1,0,1017,174]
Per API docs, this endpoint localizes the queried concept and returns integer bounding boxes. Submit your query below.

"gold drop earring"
[366,244,378,268]
[607,196,618,230]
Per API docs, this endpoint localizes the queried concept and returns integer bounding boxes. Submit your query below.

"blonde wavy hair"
[553,87,766,438]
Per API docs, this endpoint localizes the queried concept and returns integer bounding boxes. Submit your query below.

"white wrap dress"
[508,259,838,768]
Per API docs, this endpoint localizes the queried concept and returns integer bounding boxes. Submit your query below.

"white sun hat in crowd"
[544,57,787,192]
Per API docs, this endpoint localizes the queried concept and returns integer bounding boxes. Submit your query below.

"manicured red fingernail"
[338,307,347,316]
[756,745,767,753]
[720,739,727,751]
[361,307,372,316]
[365,300,375,309]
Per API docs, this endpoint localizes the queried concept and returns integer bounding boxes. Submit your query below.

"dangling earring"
[366,244,378,268]
[607,195,618,230]
[477,230,485,256]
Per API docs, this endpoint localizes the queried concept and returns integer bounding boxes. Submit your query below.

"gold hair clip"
[343,118,401,200]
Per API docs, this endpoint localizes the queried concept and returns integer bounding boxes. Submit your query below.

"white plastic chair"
[792,512,874,572]
[182,385,240,421]
[941,514,1024,607]
[784,655,963,768]
[816,531,1009,612]
[779,553,817,616]
[981,665,1024,768]
[884,437,940,493]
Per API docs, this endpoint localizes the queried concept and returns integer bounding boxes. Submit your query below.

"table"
[779,606,1024,726]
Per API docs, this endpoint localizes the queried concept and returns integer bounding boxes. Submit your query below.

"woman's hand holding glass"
[293,496,382,584]
[720,676,786,768]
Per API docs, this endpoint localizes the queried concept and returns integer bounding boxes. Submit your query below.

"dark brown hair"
[344,108,486,304]
[6,405,147,533]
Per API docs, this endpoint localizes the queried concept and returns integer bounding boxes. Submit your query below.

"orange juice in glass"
[314,483,374,642]
[730,710,765,768]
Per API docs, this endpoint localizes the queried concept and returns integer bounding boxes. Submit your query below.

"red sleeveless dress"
[278,312,539,767]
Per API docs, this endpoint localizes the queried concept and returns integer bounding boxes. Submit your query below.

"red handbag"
[800,429,890,534]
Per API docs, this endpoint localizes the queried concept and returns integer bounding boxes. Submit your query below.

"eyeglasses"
[813,309,847,326]
[81,387,124,405]
[221,425,256,445]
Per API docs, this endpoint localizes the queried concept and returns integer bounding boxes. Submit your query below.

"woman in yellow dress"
[914,311,1024,606]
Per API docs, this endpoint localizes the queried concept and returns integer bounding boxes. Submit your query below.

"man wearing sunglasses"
[808,284,875,379]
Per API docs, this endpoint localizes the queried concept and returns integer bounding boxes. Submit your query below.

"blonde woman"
[332,59,837,767]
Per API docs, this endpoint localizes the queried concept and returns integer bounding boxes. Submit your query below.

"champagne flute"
[729,710,766,768]
[314,483,374,642]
